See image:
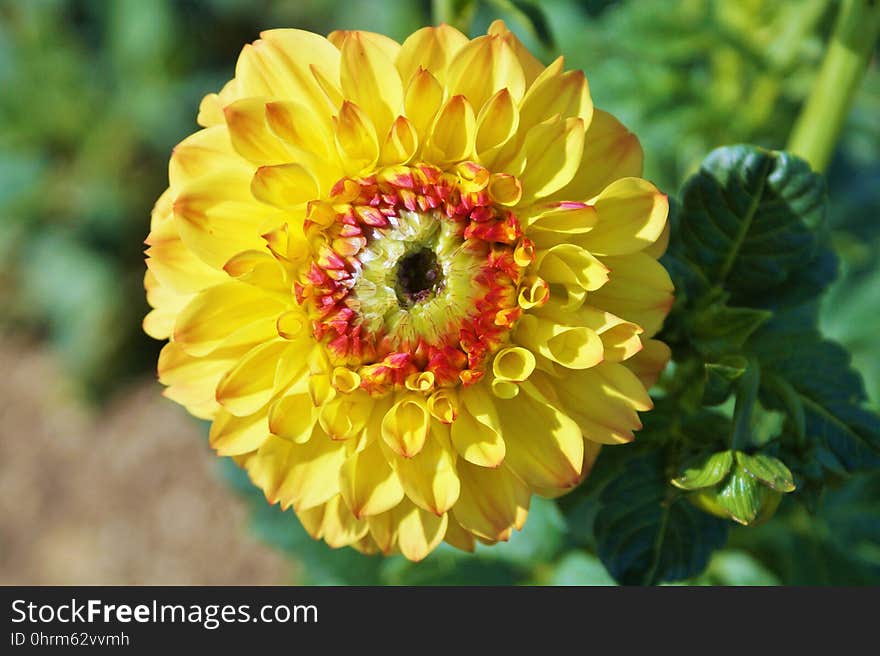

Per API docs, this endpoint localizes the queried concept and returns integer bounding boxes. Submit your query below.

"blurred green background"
[0,0,877,584]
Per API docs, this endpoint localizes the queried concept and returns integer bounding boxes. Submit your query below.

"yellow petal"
[492,346,536,382]
[487,173,522,206]
[396,501,448,562]
[623,338,671,389]
[340,31,404,137]
[197,92,224,128]
[522,201,598,249]
[475,88,519,167]
[157,341,234,419]
[487,19,545,85]
[496,381,584,489]
[536,303,644,363]
[268,391,316,444]
[550,109,643,202]
[334,100,380,175]
[209,407,270,456]
[366,505,402,555]
[518,57,592,131]
[264,100,342,188]
[588,253,674,337]
[535,243,609,310]
[509,116,585,201]
[452,461,530,542]
[379,115,418,166]
[447,34,526,111]
[427,388,458,424]
[234,30,340,119]
[215,339,291,417]
[514,314,604,370]
[223,97,294,165]
[580,177,669,256]
[297,503,326,539]
[396,24,469,85]
[244,434,293,504]
[251,163,319,209]
[404,68,443,146]
[169,126,251,193]
[381,394,430,458]
[443,517,476,552]
[173,281,285,357]
[387,422,460,516]
[643,220,671,259]
[329,29,400,62]
[424,95,476,166]
[450,383,506,467]
[222,249,290,296]
[143,271,190,340]
[319,494,370,548]
[172,171,287,269]
[549,363,651,444]
[264,100,331,156]
[339,439,404,518]
[319,390,373,441]
[273,427,349,511]
[145,211,227,296]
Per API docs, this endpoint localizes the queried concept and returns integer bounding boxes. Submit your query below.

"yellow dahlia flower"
[144,22,673,561]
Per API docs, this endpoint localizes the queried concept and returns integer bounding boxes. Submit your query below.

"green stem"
[787,0,880,172]
[731,358,760,451]
[432,0,455,24]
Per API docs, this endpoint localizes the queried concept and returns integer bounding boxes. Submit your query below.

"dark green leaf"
[690,302,772,357]
[672,450,734,490]
[736,452,796,492]
[679,145,827,304]
[703,356,748,405]
[751,310,880,473]
[595,452,728,585]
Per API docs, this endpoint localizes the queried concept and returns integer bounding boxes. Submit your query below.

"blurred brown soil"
[0,336,292,584]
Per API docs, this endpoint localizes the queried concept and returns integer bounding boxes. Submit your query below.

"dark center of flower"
[395,247,443,308]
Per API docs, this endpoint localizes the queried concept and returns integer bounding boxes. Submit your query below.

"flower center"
[396,247,443,307]
[296,163,534,395]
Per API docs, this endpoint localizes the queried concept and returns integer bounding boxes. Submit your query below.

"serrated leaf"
[672,450,734,490]
[679,145,827,305]
[751,310,880,473]
[715,468,763,525]
[595,452,728,585]
[736,452,796,492]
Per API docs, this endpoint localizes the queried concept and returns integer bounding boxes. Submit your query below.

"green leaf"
[703,356,748,406]
[715,468,764,525]
[595,452,729,585]
[672,450,734,490]
[736,452,796,492]
[678,145,828,305]
[751,309,880,473]
[690,302,772,357]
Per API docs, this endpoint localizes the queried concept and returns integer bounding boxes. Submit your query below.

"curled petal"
[381,394,430,458]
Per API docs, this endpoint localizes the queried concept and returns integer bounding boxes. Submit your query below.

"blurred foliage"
[1,0,878,584]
